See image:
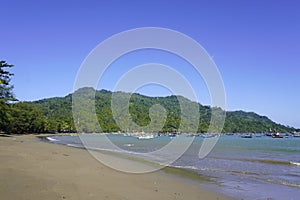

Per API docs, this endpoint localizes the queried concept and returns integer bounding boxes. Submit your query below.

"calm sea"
[46,134,300,200]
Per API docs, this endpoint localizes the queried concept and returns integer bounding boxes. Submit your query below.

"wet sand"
[0,134,231,200]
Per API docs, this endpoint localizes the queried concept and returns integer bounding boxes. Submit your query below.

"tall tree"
[0,61,15,101]
[0,61,15,133]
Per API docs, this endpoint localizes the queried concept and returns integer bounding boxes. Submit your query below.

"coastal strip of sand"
[0,134,231,200]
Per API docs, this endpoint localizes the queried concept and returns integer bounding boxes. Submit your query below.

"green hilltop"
[1,87,297,134]
[1,61,294,134]
[13,87,294,134]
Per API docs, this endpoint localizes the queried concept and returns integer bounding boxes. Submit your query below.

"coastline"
[0,134,231,200]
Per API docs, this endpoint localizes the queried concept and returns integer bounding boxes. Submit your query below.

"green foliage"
[0,61,15,101]
[223,111,291,133]
[1,86,297,134]
[0,61,15,133]
[6,102,48,134]
[32,95,76,133]
[1,61,296,134]
[28,88,297,134]
[0,100,11,132]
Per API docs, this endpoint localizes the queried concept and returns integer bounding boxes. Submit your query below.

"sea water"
[46,134,300,200]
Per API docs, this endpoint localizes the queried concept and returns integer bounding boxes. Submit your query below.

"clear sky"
[1,0,300,128]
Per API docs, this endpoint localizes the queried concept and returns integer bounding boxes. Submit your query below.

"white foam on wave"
[67,143,81,148]
[290,161,300,166]
[124,143,134,147]
[171,165,199,170]
[46,137,59,142]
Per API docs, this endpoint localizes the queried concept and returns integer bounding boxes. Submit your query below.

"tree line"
[0,60,298,134]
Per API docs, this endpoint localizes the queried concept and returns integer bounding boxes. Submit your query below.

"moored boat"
[272,132,283,138]
[293,133,300,137]
[241,133,253,138]
[138,134,155,140]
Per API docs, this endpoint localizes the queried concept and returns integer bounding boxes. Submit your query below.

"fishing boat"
[293,133,300,137]
[168,133,177,138]
[266,128,283,138]
[272,132,283,138]
[265,132,273,137]
[241,133,253,138]
[186,133,201,137]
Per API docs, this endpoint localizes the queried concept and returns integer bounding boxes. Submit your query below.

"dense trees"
[0,60,297,134]
[1,86,298,134]
[29,88,297,134]
[6,103,47,133]
[0,61,15,132]
[0,61,48,134]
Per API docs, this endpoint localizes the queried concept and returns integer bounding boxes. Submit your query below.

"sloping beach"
[0,135,230,200]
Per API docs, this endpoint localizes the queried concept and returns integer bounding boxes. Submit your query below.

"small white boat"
[138,134,155,140]
[293,133,300,137]
[201,134,218,138]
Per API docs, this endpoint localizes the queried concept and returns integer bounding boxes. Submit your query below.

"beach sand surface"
[0,135,231,200]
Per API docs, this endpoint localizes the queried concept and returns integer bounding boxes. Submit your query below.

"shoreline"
[0,134,231,200]
[39,135,214,183]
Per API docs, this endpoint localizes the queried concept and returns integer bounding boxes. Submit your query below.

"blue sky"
[1,0,300,128]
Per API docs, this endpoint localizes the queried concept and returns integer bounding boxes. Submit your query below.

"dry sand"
[0,135,231,200]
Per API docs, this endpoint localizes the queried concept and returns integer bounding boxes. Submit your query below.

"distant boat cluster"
[54,131,300,140]
[131,132,300,140]
[123,131,173,140]
[122,131,300,140]
[239,131,300,139]
[122,132,220,140]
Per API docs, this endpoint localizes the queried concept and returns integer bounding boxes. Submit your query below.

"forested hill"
[4,87,297,134]
[19,87,294,134]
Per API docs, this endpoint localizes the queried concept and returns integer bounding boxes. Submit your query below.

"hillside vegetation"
[14,87,294,134]
[1,61,296,134]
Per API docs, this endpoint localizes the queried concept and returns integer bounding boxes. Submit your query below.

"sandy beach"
[0,135,231,200]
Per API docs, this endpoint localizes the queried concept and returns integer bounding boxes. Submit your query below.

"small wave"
[88,146,148,156]
[171,165,199,170]
[251,159,291,165]
[67,144,82,148]
[287,173,300,177]
[255,177,300,189]
[246,159,300,167]
[171,165,259,176]
[210,156,293,166]
[124,144,134,147]
[46,137,59,142]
